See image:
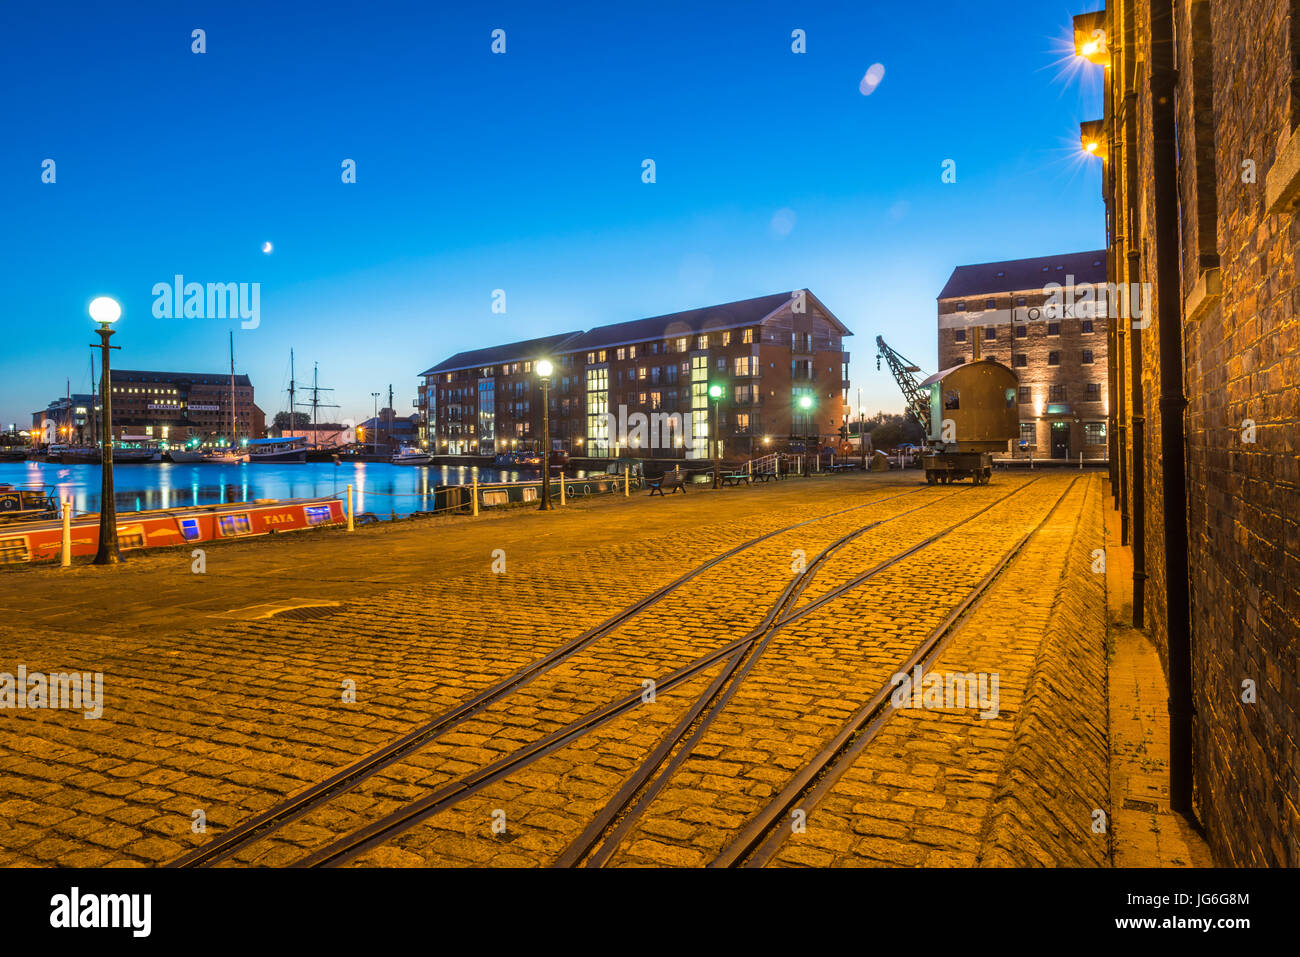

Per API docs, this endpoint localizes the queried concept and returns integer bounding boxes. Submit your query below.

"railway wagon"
[918,358,1019,485]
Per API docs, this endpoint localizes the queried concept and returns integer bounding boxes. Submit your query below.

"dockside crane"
[874,335,931,435]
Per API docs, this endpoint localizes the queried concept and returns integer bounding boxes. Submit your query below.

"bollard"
[560,472,566,506]
[472,475,479,516]
[60,499,71,567]
[624,468,630,497]
[1029,450,1034,470]
[346,484,354,532]
[1079,451,1084,470]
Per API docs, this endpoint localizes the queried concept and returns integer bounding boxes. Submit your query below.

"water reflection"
[1,461,595,520]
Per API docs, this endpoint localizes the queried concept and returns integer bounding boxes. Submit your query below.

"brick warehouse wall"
[1100,0,1300,865]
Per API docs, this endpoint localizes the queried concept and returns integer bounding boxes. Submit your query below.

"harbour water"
[0,461,599,520]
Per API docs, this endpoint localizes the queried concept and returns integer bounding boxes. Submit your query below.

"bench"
[648,471,687,496]
[721,472,752,486]
[751,470,777,482]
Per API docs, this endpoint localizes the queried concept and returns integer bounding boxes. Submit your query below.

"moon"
[262,241,273,254]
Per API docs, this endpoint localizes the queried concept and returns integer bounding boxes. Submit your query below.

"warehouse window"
[984,327,995,340]
[954,328,966,342]
[1048,351,1060,366]
[1018,386,1031,404]
[1020,422,1036,446]
[1082,349,1095,365]
[1013,354,1028,368]
[1081,319,1094,334]
[1086,382,1101,401]
[1049,385,1066,401]
[1084,422,1107,444]
[957,302,966,311]
[1015,325,1027,338]
[1047,322,1061,336]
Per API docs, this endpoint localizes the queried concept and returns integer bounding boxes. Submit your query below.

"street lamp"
[799,394,814,477]
[536,359,553,510]
[371,392,381,456]
[89,296,122,565]
[709,383,723,489]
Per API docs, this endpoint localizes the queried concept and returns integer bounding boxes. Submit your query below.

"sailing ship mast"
[294,362,338,448]
[229,331,237,446]
[89,354,98,447]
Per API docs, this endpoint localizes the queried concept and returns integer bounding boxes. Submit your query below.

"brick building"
[1077,0,1300,865]
[419,291,852,461]
[101,370,264,445]
[937,251,1110,459]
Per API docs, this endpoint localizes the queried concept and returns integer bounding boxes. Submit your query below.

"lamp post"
[89,296,122,565]
[371,392,381,456]
[536,359,553,510]
[799,394,814,477]
[709,383,723,489]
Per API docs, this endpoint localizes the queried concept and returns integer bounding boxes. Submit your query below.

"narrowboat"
[0,496,345,565]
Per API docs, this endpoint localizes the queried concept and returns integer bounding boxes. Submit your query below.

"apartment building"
[419,291,852,460]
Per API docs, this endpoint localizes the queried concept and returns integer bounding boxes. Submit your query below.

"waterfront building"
[419,291,852,460]
[421,332,584,455]
[355,410,420,451]
[30,394,99,444]
[937,251,1110,460]
[73,369,265,445]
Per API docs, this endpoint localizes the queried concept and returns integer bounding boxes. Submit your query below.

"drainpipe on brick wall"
[1150,0,1195,818]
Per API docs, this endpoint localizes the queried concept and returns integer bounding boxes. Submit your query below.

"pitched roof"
[419,332,584,376]
[562,290,850,352]
[938,250,1108,300]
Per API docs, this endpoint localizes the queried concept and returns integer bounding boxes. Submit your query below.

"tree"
[864,411,925,451]
[272,411,310,431]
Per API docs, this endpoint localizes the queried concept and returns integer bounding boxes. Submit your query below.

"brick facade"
[937,252,1111,460]
[422,292,852,461]
[1088,0,1300,865]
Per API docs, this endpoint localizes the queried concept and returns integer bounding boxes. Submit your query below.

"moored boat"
[167,448,206,463]
[203,448,249,464]
[0,496,345,565]
[391,445,432,465]
[247,436,308,464]
[0,484,60,525]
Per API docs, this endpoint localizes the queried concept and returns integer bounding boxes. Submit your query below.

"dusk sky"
[1,0,1106,430]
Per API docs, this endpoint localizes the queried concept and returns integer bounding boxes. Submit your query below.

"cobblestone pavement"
[0,470,1116,867]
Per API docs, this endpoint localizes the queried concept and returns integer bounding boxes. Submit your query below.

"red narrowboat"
[0,496,345,565]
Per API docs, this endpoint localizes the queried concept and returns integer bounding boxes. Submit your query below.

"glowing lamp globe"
[708,384,723,399]
[89,297,121,324]
[537,359,554,377]
[799,396,813,410]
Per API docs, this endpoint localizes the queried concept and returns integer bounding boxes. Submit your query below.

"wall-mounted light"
[1073,11,1108,66]
[1080,119,1105,157]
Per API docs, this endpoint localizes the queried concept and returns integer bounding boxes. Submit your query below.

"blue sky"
[0,0,1106,429]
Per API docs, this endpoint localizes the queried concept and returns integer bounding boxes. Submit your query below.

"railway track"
[286,476,1048,867]
[709,475,1080,868]
[168,482,943,868]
